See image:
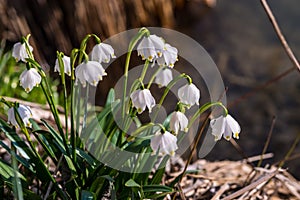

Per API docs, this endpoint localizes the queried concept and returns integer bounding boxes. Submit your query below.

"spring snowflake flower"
[210,114,241,141]
[8,105,33,128]
[156,43,178,68]
[19,68,42,93]
[178,83,200,107]
[90,43,116,63]
[130,89,156,114]
[12,42,33,62]
[170,111,189,135]
[75,61,107,87]
[54,55,71,76]
[150,130,178,156]
[137,34,164,62]
[155,68,173,88]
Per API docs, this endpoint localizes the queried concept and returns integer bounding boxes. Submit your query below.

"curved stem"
[122,28,150,119]
[140,59,150,82]
[147,66,163,89]
[187,102,228,129]
[152,73,190,121]
[56,52,68,139]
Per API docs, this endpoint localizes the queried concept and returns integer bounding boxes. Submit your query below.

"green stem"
[82,85,89,130]
[152,73,190,121]
[122,28,150,119]
[56,52,69,139]
[187,102,228,129]
[126,122,155,142]
[40,81,69,156]
[140,60,150,82]
[70,49,78,162]
[147,67,163,89]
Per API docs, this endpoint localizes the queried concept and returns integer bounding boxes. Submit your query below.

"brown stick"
[260,0,300,72]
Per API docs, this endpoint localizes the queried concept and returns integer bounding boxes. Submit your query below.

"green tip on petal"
[225,136,230,141]
[234,133,239,139]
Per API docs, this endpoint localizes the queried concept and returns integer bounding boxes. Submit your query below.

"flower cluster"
[11,30,241,158]
[132,32,240,156]
[12,38,115,91]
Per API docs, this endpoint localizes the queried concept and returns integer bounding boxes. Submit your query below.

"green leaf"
[76,148,97,168]
[32,131,57,162]
[0,159,26,181]
[11,146,24,200]
[0,119,35,159]
[125,179,140,188]
[143,185,173,193]
[151,156,169,184]
[63,155,77,175]
[105,88,115,107]
[163,112,172,130]
[81,190,95,200]
[0,141,33,172]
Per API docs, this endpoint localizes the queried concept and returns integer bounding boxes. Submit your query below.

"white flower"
[170,111,189,134]
[75,61,107,87]
[54,55,71,76]
[8,105,33,128]
[130,89,156,114]
[90,43,116,63]
[210,114,241,141]
[150,130,178,156]
[12,42,33,62]
[137,34,164,62]
[156,43,178,68]
[19,68,42,93]
[155,68,173,88]
[178,83,200,107]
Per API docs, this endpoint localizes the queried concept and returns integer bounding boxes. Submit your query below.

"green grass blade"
[11,145,24,200]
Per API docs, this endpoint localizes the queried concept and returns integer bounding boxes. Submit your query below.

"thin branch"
[261,0,300,73]
[257,116,276,167]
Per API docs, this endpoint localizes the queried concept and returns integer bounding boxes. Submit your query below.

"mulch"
[165,156,300,199]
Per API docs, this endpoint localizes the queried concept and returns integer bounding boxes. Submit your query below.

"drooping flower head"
[8,105,33,128]
[90,43,116,63]
[210,114,241,141]
[155,68,173,88]
[156,43,178,68]
[178,83,200,107]
[130,89,156,114]
[54,55,71,76]
[12,42,33,62]
[137,34,164,62]
[75,61,107,87]
[170,111,189,135]
[150,130,178,156]
[19,68,42,93]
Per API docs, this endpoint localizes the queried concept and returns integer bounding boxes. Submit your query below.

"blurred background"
[1,0,300,178]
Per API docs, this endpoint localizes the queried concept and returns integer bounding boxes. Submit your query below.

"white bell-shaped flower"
[170,111,189,135]
[75,61,107,87]
[8,105,33,128]
[19,68,42,93]
[210,114,241,141]
[12,42,33,62]
[54,55,71,76]
[130,89,156,114]
[150,130,178,156]
[155,68,173,88]
[90,43,116,63]
[137,34,164,62]
[178,83,200,107]
[156,43,178,68]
